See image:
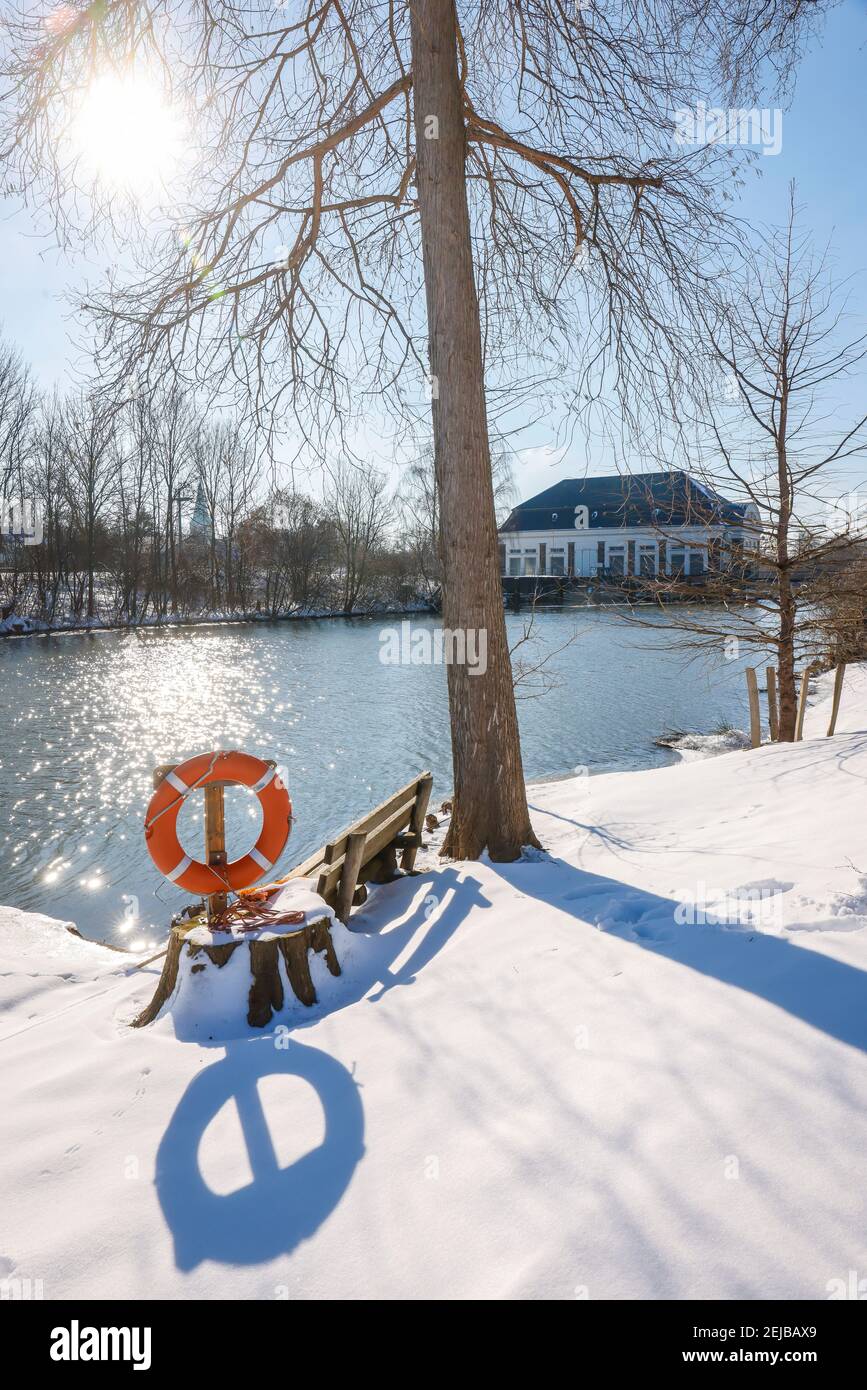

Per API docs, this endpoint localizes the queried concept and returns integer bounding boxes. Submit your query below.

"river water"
[0,608,755,941]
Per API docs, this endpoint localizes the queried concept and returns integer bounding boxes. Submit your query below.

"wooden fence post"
[745,667,761,748]
[334,831,367,925]
[795,667,812,742]
[400,773,434,872]
[826,663,846,737]
[766,667,779,742]
[204,783,228,917]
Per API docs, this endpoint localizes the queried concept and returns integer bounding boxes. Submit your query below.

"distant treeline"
[0,356,442,631]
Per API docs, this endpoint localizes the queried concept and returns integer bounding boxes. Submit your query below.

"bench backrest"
[277,772,433,919]
[315,773,432,903]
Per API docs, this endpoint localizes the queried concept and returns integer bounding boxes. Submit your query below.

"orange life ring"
[144,750,292,895]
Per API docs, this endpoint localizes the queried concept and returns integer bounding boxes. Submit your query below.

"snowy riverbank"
[1,665,866,1299]
[0,598,432,639]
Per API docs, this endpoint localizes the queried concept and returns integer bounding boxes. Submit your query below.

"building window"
[668,546,705,577]
[523,550,537,577]
[508,554,522,577]
[550,549,566,576]
[637,543,657,578]
[607,544,626,577]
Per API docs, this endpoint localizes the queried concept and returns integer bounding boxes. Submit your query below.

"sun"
[72,72,185,198]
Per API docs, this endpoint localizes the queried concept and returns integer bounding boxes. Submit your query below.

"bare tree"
[22,392,65,621]
[325,458,390,612]
[632,191,867,740]
[0,0,829,855]
[710,200,867,738]
[811,546,867,668]
[398,441,514,602]
[215,421,260,608]
[258,488,332,615]
[62,390,118,619]
[117,391,160,621]
[148,386,194,614]
[509,602,578,700]
[0,331,35,500]
[190,420,225,610]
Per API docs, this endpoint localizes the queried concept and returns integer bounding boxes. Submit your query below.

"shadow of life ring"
[144,750,292,895]
[155,1038,365,1270]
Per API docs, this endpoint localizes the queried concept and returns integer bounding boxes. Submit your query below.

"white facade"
[500,523,753,579]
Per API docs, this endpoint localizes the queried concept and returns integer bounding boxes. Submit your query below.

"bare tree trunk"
[775,381,797,741]
[86,516,95,619]
[167,506,178,614]
[410,0,538,860]
[777,582,798,741]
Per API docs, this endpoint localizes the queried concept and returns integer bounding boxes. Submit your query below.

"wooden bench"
[274,772,433,923]
[133,768,435,1028]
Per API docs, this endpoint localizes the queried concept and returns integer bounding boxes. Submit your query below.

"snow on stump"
[132,880,341,1030]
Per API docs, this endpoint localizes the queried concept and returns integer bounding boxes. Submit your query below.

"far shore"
[0,601,434,641]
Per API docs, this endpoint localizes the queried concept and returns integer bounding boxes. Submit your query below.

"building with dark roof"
[498,470,758,581]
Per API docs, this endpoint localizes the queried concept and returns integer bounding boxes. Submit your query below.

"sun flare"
[72,72,185,197]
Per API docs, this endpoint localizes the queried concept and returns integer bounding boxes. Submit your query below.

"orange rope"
[205,897,306,935]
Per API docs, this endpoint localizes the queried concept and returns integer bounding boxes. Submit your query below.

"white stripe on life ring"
[249,847,272,872]
[251,765,276,794]
[166,853,193,883]
[166,770,189,794]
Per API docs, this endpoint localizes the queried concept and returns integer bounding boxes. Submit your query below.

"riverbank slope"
[1,665,866,1299]
[0,598,431,639]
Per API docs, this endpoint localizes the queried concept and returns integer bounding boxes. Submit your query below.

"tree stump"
[132,912,341,1030]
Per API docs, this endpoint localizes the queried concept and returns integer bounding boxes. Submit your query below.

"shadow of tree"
[488,853,867,1055]
[155,840,867,1277]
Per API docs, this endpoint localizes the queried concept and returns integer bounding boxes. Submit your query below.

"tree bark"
[775,373,797,741]
[86,515,95,619]
[777,589,797,741]
[410,0,539,860]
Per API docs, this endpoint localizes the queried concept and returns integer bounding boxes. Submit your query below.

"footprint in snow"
[735,878,795,895]
[633,924,675,944]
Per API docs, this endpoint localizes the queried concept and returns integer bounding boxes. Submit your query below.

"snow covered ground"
[2,665,867,1300]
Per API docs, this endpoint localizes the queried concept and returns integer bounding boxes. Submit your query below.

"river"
[0,608,756,941]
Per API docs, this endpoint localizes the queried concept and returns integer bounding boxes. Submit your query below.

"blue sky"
[514,1,867,501]
[0,2,865,501]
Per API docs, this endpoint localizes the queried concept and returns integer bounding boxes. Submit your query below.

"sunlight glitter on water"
[0,611,754,940]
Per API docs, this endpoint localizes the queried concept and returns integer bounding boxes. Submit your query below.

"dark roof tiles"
[499,470,747,533]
